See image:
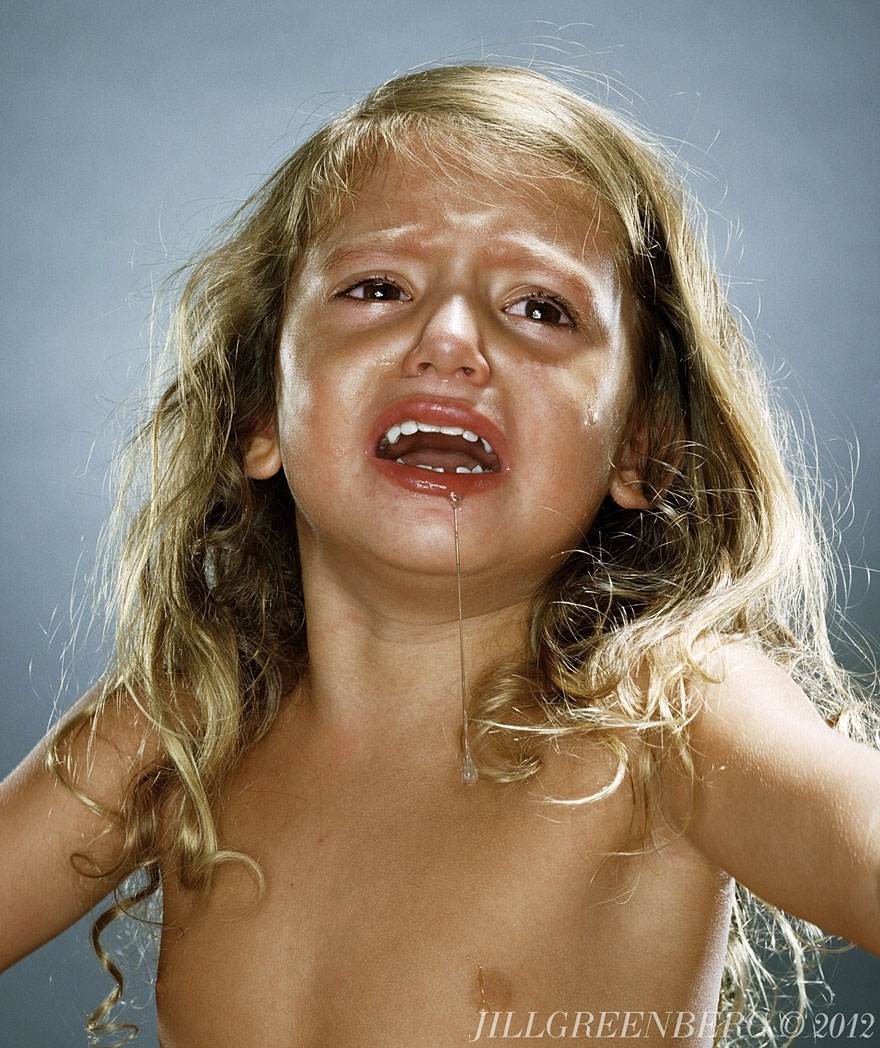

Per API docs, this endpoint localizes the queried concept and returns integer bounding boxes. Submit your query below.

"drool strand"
[450,492,478,785]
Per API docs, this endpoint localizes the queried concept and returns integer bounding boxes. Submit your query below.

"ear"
[244,421,283,480]
[609,432,653,511]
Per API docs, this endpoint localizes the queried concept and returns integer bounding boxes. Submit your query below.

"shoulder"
[50,679,166,809]
[681,639,866,831]
[675,641,880,950]
[0,680,164,970]
[684,640,844,773]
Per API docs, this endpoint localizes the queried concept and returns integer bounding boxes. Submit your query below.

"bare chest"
[155,725,731,1047]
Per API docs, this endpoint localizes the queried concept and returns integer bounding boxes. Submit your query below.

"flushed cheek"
[516,421,610,523]
[531,393,628,513]
[277,398,355,485]
[274,362,346,491]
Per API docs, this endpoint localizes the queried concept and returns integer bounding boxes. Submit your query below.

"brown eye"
[346,279,410,301]
[506,295,573,326]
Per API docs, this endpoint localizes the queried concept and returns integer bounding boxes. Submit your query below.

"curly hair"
[51,63,877,1045]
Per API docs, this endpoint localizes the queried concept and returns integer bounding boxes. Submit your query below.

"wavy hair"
[52,64,876,1044]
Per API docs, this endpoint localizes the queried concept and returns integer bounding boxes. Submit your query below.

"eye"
[505,293,574,327]
[342,278,411,302]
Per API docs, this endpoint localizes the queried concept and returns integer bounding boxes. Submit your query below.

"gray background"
[2,1,878,1044]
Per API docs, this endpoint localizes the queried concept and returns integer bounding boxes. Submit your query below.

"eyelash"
[505,291,579,328]
[338,275,409,301]
[337,277,580,329]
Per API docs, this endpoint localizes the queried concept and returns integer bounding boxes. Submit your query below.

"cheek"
[529,372,633,514]
[275,345,372,514]
[275,340,328,486]
[275,357,311,461]
[589,359,638,446]
[533,366,628,454]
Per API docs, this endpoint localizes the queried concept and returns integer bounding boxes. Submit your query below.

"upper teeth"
[381,419,494,456]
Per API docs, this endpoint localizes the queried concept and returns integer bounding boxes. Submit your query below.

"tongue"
[382,432,496,472]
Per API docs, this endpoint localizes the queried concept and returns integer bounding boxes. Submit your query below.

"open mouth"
[377,419,501,475]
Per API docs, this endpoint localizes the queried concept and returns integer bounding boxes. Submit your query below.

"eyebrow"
[481,234,619,300]
[314,225,621,333]
[318,226,430,275]
[480,235,623,339]
[321,226,614,285]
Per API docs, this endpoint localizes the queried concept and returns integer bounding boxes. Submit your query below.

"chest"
[154,724,728,1047]
[169,736,631,952]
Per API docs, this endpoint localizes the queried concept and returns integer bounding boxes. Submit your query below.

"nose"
[402,294,490,383]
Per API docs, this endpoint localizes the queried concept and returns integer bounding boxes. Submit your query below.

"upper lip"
[370,398,507,473]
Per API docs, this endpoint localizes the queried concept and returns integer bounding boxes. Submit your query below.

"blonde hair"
[53,64,876,1044]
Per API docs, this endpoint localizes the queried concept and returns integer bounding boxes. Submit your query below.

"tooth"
[480,437,494,454]
[415,463,432,470]
[400,420,419,436]
[462,430,478,442]
[455,466,470,474]
[431,466,445,473]
[418,423,440,433]
[385,423,402,445]
[396,458,406,464]
[471,465,484,473]
[440,426,464,436]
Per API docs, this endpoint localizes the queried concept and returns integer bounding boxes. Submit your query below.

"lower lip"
[370,455,507,497]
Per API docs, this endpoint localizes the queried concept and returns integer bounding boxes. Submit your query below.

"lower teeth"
[402,460,484,474]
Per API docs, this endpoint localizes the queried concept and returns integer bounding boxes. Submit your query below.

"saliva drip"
[450,492,478,786]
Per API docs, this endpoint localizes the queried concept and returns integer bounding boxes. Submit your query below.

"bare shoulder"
[680,641,880,952]
[686,640,873,776]
[50,680,166,805]
[0,681,163,971]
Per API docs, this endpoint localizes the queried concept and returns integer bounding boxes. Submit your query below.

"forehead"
[304,144,625,271]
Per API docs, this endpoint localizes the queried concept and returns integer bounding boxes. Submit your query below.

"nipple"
[449,492,478,786]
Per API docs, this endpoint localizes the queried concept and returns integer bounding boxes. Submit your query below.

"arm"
[682,644,880,953]
[0,685,160,972]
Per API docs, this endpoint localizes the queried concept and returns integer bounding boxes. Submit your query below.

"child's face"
[248,148,647,604]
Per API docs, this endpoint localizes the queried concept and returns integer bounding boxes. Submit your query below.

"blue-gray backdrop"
[2,2,878,1045]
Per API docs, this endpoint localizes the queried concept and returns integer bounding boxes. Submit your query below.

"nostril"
[417,361,476,376]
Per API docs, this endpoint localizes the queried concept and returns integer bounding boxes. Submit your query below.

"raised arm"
[0,685,159,972]
[683,644,880,953]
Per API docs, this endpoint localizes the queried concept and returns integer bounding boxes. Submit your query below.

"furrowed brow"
[484,237,621,336]
[318,226,431,275]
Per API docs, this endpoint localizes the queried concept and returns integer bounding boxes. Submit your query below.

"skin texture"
[1,155,879,1047]
[247,157,649,611]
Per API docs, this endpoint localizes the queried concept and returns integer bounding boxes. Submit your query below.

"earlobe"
[244,423,283,480]
[609,437,653,510]
[609,469,652,510]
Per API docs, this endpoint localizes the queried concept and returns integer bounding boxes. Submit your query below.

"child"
[1,64,878,1046]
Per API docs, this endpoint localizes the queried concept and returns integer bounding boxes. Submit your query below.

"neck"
[290,495,543,780]
[299,556,532,730]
